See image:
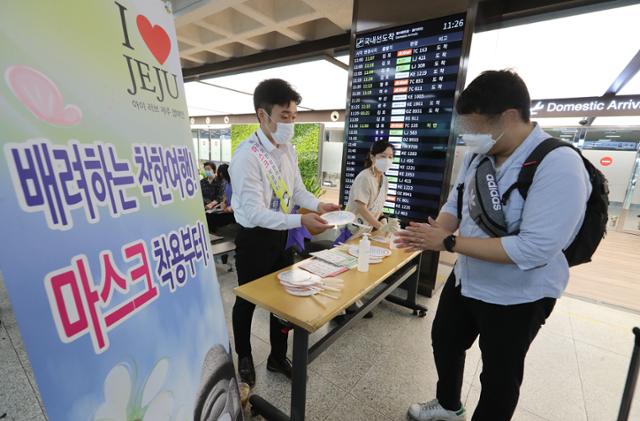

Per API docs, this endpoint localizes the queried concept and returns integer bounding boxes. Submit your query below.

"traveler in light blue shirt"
[396,70,591,421]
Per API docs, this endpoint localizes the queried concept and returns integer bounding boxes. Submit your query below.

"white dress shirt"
[229,128,320,230]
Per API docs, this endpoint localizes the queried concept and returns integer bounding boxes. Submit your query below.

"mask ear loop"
[493,112,508,142]
[259,108,278,140]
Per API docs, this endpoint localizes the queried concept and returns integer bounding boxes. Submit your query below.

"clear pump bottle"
[357,233,370,272]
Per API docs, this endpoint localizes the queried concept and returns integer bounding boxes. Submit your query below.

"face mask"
[204,170,214,177]
[264,112,294,144]
[374,157,393,173]
[461,132,504,155]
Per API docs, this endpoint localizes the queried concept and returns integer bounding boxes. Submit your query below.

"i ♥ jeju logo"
[116,1,179,102]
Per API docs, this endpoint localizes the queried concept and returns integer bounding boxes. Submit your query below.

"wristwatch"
[443,234,457,252]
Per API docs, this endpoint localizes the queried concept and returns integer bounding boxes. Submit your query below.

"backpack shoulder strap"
[502,137,576,203]
[456,153,478,220]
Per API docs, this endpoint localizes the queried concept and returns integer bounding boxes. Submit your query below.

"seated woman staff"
[334,140,399,320]
[336,140,398,244]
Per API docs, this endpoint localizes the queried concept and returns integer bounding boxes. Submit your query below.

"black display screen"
[582,128,640,151]
[340,12,468,222]
[543,127,580,145]
[544,127,640,151]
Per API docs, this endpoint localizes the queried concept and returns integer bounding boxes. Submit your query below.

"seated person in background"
[202,161,231,234]
[217,163,233,213]
[201,161,220,210]
[212,163,235,232]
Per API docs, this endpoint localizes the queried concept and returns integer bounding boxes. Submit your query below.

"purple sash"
[332,227,352,246]
[224,182,232,205]
[286,206,312,252]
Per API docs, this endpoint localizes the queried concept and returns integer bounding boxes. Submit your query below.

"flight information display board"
[341,12,468,222]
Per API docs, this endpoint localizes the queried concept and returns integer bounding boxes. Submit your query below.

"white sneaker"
[407,399,466,421]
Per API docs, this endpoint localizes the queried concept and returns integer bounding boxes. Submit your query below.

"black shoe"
[331,314,348,325]
[238,355,256,387]
[364,311,374,319]
[266,356,292,379]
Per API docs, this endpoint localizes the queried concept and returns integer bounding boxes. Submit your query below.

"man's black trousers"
[433,273,556,421]
[232,226,293,360]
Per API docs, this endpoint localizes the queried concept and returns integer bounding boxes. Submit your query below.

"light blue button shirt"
[440,124,592,305]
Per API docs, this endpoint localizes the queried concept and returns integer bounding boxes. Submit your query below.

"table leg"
[247,327,309,421]
[384,259,428,317]
[404,268,428,317]
[290,327,309,421]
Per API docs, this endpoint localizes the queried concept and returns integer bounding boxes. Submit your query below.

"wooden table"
[234,240,427,421]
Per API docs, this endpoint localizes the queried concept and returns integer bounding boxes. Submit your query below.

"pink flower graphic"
[5,64,82,126]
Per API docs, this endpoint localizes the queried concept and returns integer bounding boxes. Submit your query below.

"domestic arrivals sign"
[530,95,640,117]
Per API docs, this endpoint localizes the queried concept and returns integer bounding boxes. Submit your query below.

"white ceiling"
[171,0,352,69]
[181,2,640,126]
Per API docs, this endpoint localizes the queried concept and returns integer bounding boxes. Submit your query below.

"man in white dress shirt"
[229,79,339,386]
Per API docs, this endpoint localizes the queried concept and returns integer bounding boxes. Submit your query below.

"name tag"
[270,195,281,211]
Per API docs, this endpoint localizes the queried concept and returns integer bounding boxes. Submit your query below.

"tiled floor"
[1,261,639,421]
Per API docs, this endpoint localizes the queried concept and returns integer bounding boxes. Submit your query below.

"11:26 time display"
[443,18,464,30]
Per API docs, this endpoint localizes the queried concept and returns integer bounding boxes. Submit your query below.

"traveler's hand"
[206,202,216,209]
[301,213,331,233]
[317,202,340,214]
[394,217,451,251]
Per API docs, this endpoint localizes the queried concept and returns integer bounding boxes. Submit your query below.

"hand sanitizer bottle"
[357,233,370,273]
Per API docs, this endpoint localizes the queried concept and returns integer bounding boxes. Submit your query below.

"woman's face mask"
[204,170,214,178]
[374,157,393,173]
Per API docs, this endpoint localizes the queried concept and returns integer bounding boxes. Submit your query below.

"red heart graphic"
[136,15,171,65]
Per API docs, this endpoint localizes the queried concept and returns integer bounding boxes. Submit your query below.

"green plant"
[293,124,323,198]
[292,124,320,153]
[230,124,259,154]
[303,175,325,198]
[229,123,324,197]
[297,151,325,198]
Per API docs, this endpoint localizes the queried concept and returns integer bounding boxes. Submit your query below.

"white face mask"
[271,122,294,144]
[374,157,393,173]
[264,112,294,144]
[461,132,504,154]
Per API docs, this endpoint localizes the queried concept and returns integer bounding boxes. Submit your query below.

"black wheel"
[417,310,427,317]
[194,345,242,421]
